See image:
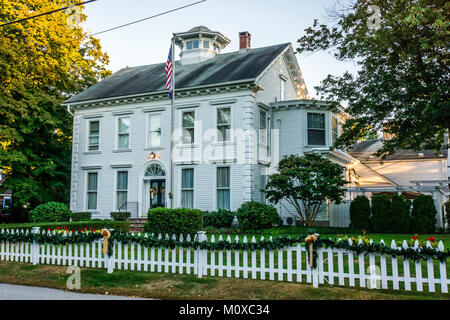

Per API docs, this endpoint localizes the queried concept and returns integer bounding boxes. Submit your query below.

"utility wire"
[0,0,98,28]
[91,0,207,36]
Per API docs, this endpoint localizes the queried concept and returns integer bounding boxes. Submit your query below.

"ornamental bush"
[349,195,371,230]
[411,195,437,233]
[144,208,203,235]
[236,201,280,231]
[370,194,391,232]
[70,212,92,221]
[110,211,131,221]
[203,210,235,229]
[389,194,411,233]
[29,202,71,223]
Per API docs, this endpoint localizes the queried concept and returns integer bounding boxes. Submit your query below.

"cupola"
[174,26,231,65]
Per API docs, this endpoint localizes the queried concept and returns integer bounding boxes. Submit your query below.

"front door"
[149,179,166,209]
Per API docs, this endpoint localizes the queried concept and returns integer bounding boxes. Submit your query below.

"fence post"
[31,227,40,265]
[196,231,206,279]
[106,229,115,274]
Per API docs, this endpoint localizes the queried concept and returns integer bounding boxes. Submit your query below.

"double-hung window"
[307,113,326,145]
[280,78,286,101]
[148,113,162,147]
[117,117,130,149]
[181,168,194,208]
[87,172,98,210]
[186,40,199,50]
[331,117,339,145]
[88,120,99,151]
[217,108,231,141]
[116,171,128,210]
[217,167,230,210]
[182,111,195,144]
[259,111,267,145]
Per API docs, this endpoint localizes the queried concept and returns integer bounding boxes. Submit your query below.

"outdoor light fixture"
[149,152,156,160]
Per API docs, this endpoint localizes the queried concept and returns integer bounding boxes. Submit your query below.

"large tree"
[265,154,347,227]
[0,1,110,214]
[297,0,449,157]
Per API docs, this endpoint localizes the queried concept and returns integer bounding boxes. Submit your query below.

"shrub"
[29,202,71,223]
[370,194,391,232]
[411,195,437,233]
[0,220,130,232]
[203,210,235,228]
[144,208,203,235]
[349,195,371,230]
[70,212,92,221]
[390,194,411,233]
[236,201,280,231]
[110,211,131,221]
[445,201,450,226]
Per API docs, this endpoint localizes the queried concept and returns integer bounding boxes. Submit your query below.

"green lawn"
[0,260,448,300]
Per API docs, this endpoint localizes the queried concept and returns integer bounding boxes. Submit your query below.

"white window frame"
[116,171,128,211]
[117,116,131,149]
[216,107,232,142]
[180,167,195,209]
[280,78,286,101]
[331,115,339,145]
[87,119,100,151]
[147,112,162,148]
[216,166,231,210]
[86,171,98,211]
[307,112,327,146]
[186,40,199,50]
[182,110,196,145]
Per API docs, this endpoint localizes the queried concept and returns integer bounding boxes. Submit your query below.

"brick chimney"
[239,31,251,49]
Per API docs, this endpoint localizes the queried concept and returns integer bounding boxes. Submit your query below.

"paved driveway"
[0,283,149,300]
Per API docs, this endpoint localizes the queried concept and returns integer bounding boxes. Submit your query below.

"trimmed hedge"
[203,210,235,229]
[110,211,131,221]
[390,194,411,233]
[144,208,203,235]
[70,212,92,221]
[236,201,280,231]
[349,195,371,229]
[0,220,130,232]
[370,194,391,232]
[29,202,71,222]
[411,195,437,233]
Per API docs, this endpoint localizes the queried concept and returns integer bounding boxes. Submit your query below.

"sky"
[81,0,359,98]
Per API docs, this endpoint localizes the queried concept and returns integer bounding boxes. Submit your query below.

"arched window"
[145,164,166,177]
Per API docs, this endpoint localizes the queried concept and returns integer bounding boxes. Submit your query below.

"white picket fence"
[0,228,449,294]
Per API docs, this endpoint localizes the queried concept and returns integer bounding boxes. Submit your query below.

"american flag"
[165,43,174,99]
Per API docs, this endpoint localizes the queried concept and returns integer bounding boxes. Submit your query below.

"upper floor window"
[148,113,162,147]
[331,117,339,145]
[217,108,231,141]
[307,113,326,145]
[186,40,199,50]
[88,120,99,151]
[259,111,267,144]
[280,78,286,101]
[203,40,210,49]
[182,111,195,144]
[117,117,130,149]
[87,172,98,210]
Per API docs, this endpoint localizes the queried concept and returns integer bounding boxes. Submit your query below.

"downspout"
[66,105,74,116]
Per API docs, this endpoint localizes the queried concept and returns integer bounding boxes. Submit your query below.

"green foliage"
[445,201,450,226]
[29,202,71,223]
[370,194,391,232]
[411,195,437,233]
[297,0,449,157]
[349,195,371,230]
[70,212,92,221]
[110,211,131,221]
[203,210,235,229]
[0,220,130,233]
[390,195,411,233]
[236,201,280,231]
[265,154,347,227]
[144,208,203,235]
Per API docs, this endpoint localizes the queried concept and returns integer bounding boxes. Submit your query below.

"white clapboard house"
[61,26,358,222]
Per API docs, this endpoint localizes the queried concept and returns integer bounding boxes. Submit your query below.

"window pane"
[203,40,210,48]
[118,171,128,190]
[217,126,230,141]
[187,41,193,50]
[308,129,326,145]
[182,169,194,189]
[183,128,194,144]
[150,132,161,147]
[260,111,267,129]
[117,191,127,209]
[217,167,230,188]
[90,121,99,133]
[119,134,129,149]
[181,191,194,209]
[217,190,230,210]
[118,118,129,133]
[307,113,325,129]
[149,114,161,147]
[332,117,338,132]
[193,40,199,49]
[88,192,97,210]
[217,108,230,125]
[88,173,97,191]
[183,112,195,127]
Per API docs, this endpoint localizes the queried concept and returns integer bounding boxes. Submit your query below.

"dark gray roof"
[64,43,289,104]
[348,139,448,161]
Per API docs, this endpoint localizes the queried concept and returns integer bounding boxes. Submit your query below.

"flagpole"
[170,35,175,209]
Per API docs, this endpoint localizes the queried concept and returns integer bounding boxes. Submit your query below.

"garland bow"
[305,234,319,268]
[101,229,111,255]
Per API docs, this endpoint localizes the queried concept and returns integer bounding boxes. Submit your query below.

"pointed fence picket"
[0,228,448,294]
